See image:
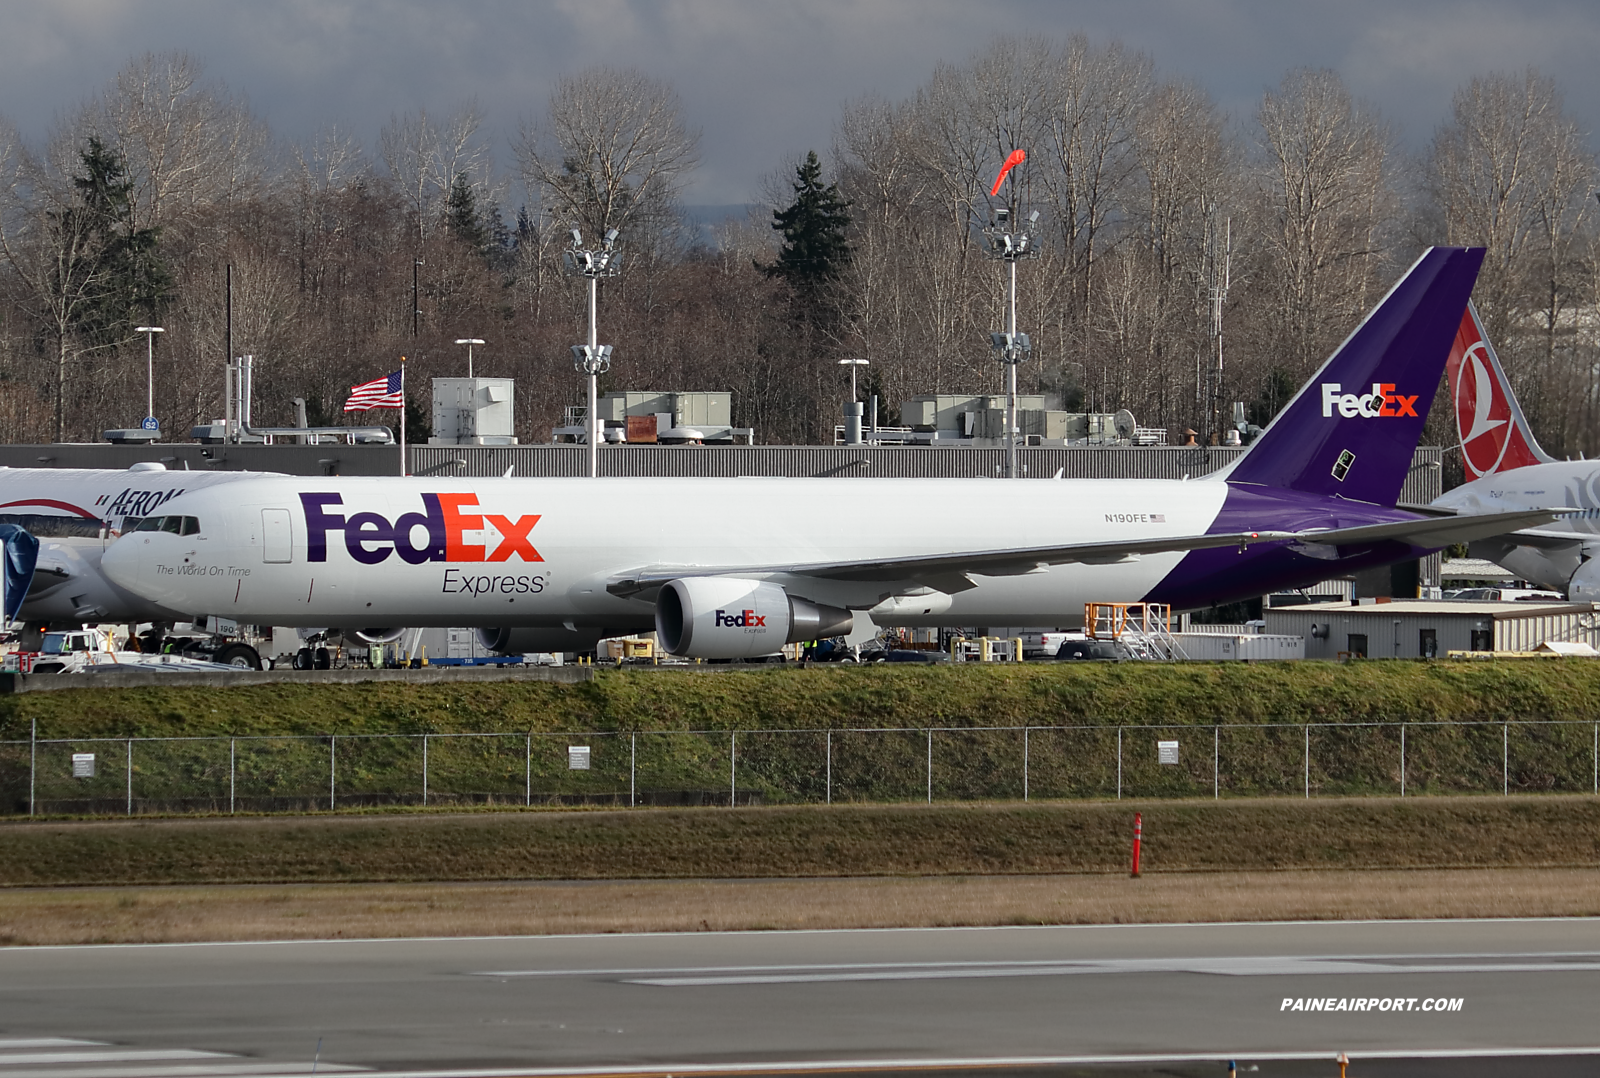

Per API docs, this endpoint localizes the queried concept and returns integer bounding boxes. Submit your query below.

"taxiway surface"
[1,919,1598,1076]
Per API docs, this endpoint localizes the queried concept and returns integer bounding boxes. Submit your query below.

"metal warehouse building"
[1265,600,1600,660]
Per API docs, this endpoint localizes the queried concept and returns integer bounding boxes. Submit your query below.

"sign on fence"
[568,745,591,770]
[71,752,96,778]
[1158,740,1179,765]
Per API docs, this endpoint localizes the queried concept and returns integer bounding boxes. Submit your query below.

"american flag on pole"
[345,370,403,411]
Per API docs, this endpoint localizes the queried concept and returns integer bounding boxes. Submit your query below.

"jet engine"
[1568,555,1600,603]
[476,626,606,655]
[352,628,406,644]
[654,577,852,659]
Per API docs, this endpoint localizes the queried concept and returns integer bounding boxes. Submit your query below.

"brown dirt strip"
[2,868,1599,945]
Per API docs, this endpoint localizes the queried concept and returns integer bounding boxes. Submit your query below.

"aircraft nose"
[100,534,144,592]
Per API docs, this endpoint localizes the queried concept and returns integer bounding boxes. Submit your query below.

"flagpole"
[399,357,407,477]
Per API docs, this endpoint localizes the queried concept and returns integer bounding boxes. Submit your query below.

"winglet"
[1220,246,1484,506]
[1445,300,1555,479]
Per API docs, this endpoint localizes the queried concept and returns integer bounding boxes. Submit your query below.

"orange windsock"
[989,149,1026,196]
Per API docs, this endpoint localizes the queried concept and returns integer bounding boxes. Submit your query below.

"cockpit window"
[129,515,201,535]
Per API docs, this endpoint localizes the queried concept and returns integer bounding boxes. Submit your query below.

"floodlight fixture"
[562,227,625,475]
[134,325,164,430]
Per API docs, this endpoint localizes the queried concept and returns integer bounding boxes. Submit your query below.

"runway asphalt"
[1,919,1598,1077]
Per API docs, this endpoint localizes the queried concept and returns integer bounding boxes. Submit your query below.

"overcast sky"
[4,0,1600,207]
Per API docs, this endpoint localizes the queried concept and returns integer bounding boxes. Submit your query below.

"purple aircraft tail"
[1220,246,1485,507]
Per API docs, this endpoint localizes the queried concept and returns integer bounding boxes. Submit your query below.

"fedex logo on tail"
[1320,383,1418,419]
[301,493,541,564]
[715,608,767,628]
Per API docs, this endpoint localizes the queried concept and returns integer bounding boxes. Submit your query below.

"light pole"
[980,206,1038,478]
[134,325,164,432]
[454,338,485,378]
[563,228,622,478]
[838,358,869,445]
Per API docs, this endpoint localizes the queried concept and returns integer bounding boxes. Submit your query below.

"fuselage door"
[261,508,293,564]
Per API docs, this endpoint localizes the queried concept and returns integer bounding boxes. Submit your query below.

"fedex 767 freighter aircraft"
[99,246,1559,658]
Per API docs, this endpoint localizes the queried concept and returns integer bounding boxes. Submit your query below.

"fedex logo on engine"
[715,608,767,629]
[1320,383,1419,419]
[300,493,541,564]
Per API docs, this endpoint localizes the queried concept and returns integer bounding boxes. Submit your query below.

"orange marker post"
[1130,812,1142,877]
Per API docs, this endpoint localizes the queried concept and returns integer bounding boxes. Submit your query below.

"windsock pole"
[1130,812,1142,877]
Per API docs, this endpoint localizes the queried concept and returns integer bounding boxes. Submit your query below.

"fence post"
[1400,724,1406,797]
[730,731,737,807]
[329,735,336,811]
[524,734,531,807]
[29,716,35,817]
[926,729,933,804]
[126,738,133,816]
[1304,725,1310,799]
[1594,722,1598,796]
[1503,723,1509,797]
[230,738,236,814]
[1117,727,1122,800]
[826,729,832,805]
[630,732,637,807]
[1023,726,1029,803]
[1213,725,1219,800]
[422,734,429,806]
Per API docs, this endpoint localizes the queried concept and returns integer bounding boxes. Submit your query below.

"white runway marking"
[474,952,1600,986]
[0,1038,366,1078]
[0,1050,229,1066]
[0,1065,364,1078]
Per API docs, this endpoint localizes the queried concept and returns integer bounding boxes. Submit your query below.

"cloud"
[1,0,1598,205]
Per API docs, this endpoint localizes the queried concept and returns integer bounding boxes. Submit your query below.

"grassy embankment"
[4,661,1599,812]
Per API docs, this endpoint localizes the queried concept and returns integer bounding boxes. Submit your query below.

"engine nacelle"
[352,627,406,644]
[476,626,606,655]
[1568,556,1600,603]
[654,577,852,659]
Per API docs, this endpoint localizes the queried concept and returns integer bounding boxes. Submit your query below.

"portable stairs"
[1085,602,1189,661]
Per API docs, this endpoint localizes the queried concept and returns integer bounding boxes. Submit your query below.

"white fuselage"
[0,466,276,624]
[1434,461,1600,590]
[101,475,1233,630]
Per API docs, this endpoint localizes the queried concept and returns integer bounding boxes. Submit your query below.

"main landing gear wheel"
[215,643,262,670]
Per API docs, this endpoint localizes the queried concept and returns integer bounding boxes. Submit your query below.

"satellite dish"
[1113,409,1137,441]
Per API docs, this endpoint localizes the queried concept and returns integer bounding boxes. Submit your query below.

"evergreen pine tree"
[445,173,489,252]
[764,151,851,313]
[72,136,171,343]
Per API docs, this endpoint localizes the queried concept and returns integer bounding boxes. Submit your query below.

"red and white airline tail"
[1445,301,1554,480]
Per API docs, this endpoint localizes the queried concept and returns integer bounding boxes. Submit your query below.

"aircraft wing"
[1292,508,1572,549]
[606,509,1569,598]
[607,529,1298,596]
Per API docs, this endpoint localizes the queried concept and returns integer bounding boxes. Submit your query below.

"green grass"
[3,796,1597,887]
[6,659,1600,742]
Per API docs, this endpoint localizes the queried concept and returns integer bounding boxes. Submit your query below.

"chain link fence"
[3,721,1598,816]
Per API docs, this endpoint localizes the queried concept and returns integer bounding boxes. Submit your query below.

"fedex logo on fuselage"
[715,608,767,628]
[300,493,541,565]
[1320,383,1419,419]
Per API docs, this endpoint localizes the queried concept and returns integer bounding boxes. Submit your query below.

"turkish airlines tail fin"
[1444,300,1555,480]
[1220,246,1485,507]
